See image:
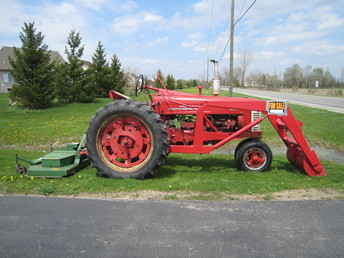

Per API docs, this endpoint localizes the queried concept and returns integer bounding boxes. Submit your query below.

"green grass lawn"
[1,149,344,196]
[0,91,344,198]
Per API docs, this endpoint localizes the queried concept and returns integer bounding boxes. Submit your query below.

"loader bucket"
[268,108,326,176]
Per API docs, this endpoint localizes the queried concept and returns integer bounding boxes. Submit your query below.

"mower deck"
[16,137,89,177]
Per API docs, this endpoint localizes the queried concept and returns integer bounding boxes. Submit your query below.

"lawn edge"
[1,188,343,201]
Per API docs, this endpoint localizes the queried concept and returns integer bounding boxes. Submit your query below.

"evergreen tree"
[54,62,71,103]
[9,22,55,109]
[154,70,165,88]
[57,31,95,103]
[192,79,198,88]
[90,41,112,97]
[176,79,184,89]
[166,74,176,90]
[109,54,126,93]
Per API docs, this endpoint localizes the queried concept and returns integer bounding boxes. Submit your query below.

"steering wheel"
[135,74,145,96]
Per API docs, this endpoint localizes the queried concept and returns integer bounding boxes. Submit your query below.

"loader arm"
[268,107,326,176]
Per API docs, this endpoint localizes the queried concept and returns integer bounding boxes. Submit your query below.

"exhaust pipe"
[210,59,220,96]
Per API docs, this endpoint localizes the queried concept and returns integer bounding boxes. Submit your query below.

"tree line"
[10,22,126,109]
[220,63,343,89]
[247,64,343,89]
[152,69,199,90]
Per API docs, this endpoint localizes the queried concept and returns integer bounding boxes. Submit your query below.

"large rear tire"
[86,100,168,179]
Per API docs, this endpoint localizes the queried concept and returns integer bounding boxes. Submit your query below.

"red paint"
[99,116,152,168]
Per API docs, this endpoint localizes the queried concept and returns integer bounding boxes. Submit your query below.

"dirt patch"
[270,188,343,200]
[1,188,343,201]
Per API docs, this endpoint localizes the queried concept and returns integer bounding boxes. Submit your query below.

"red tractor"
[85,75,326,179]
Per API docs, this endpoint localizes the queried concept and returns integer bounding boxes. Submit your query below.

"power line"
[218,0,257,61]
[238,0,248,23]
[234,0,256,26]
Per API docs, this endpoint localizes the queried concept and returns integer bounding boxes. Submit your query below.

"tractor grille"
[251,111,261,131]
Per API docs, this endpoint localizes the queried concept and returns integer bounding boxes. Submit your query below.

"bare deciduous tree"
[239,51,253,87]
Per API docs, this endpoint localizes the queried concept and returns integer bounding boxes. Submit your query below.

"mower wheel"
[235,140,272,172]
[87,100,169,179]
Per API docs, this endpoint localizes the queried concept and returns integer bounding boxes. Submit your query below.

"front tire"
[235,140,272,172]
[87,100,168,179]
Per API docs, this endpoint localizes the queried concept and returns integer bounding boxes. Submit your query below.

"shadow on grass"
[272,159,300,174]
[155,156,237,179]
[156,155,304,179]
[166,156,234,168]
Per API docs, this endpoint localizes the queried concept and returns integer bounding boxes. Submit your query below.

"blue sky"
[1,0,344,79]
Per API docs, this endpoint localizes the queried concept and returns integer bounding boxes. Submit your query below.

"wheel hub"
[99,116,152,169]
[244,147,267,170]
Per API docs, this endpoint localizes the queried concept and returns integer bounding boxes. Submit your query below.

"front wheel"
[86,100,168,179]
[235,140,272,172]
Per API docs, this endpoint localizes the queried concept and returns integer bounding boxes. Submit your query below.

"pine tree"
[192,79,198,88]
[56,31,95,103]
[154,70,165,88]
[109,54,126,93]
[166,74,176,90]
[90,41,112,97]
[9,22,55,109]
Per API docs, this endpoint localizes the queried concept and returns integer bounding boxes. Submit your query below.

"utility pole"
[229,0,235,96]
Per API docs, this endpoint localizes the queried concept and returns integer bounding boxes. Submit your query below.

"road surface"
[1,196,344,258]
[233,88,344,113]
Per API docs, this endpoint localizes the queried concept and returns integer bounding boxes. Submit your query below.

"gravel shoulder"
[1,188,343,201]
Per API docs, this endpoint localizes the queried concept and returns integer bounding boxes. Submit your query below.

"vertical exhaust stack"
[210,59,220,96]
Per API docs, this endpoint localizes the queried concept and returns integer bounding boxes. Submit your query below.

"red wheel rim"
[243,147,267,170]
[97,115,153,171]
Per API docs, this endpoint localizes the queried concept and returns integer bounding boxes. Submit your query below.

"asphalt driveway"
[1,196,344,258]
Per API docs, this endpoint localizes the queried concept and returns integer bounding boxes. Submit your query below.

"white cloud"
[256,51,285,60]
[119,0,138,12]
[263,31,325,45]
[181,40,198,48]
[314,6,344,30]
[181,32,204,48]
[74,0,109,10]
[0,0,90,56]
[142,58,160,65]
[147,36,168,47]
[112,12,164,35]
[1,0,344,79]
[75,0,138,12]
[292,41,344,56]
[193,0,209,13]
[143,12,163,22]
[189,32,203,40]
[0,0,28,36]
[34,2,89,55]
[112,16,140,34]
